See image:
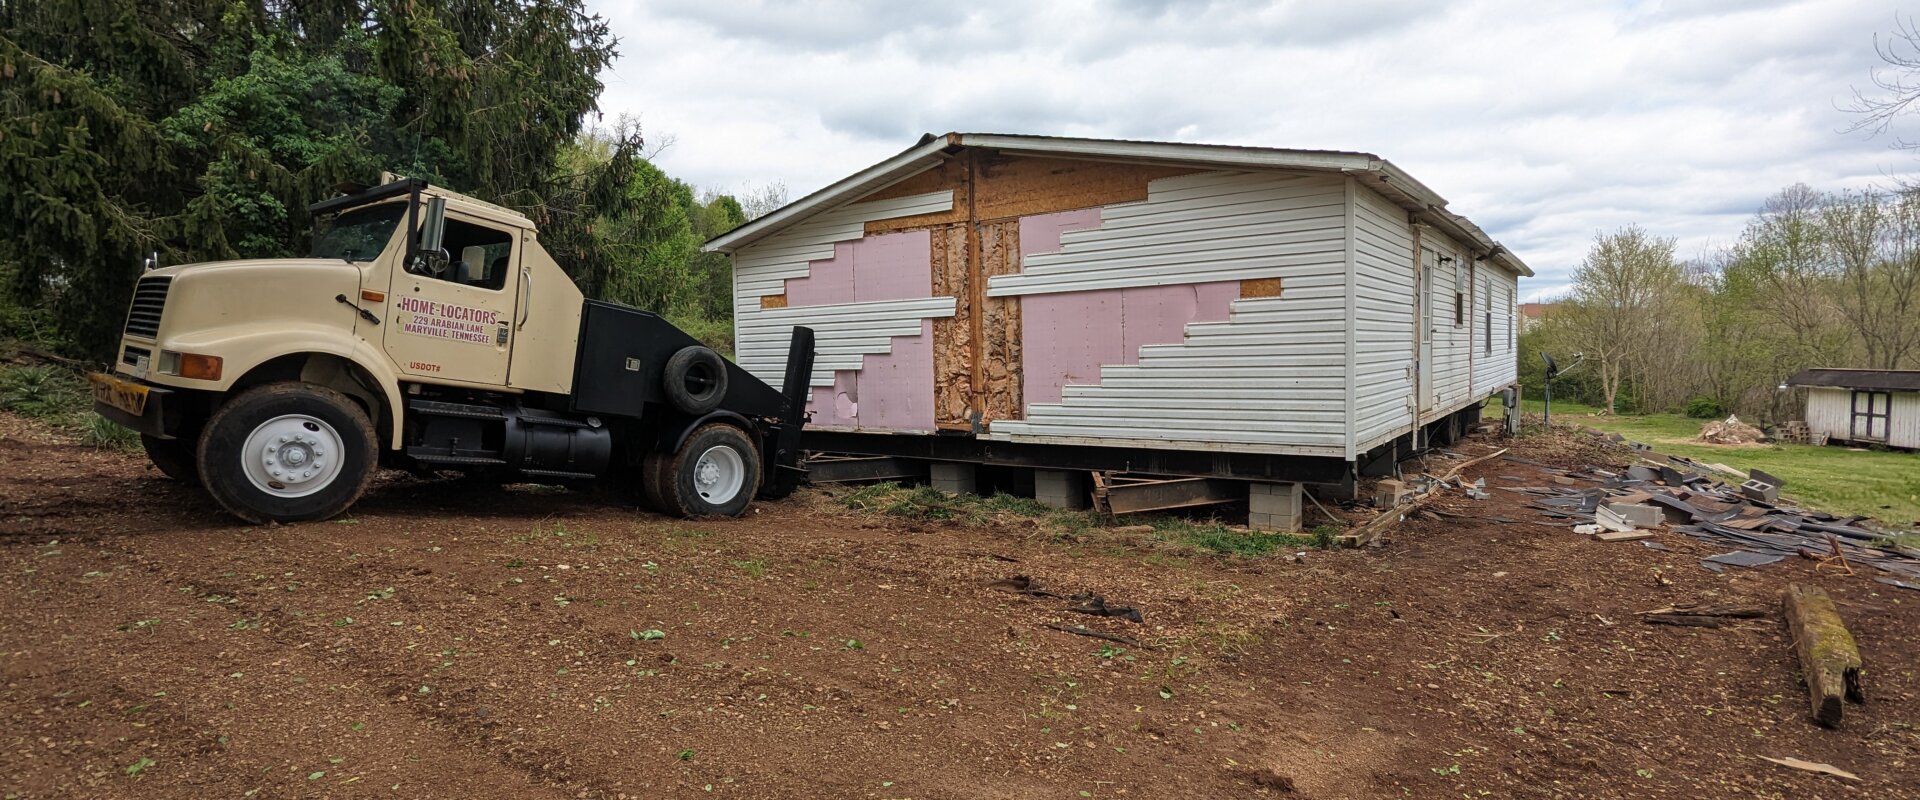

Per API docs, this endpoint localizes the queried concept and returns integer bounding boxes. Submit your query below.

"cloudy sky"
[588,0,1917,299]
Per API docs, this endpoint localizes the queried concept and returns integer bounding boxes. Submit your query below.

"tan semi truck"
[89,178,815,523]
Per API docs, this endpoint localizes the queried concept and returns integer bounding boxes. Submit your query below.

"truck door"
[384,212,520,385]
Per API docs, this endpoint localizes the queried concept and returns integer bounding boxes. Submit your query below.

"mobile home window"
[1482,276,1493,355]
[1452,258,1465,326]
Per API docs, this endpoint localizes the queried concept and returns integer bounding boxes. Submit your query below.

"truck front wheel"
[197,383,378,524]
[650,424,760,518]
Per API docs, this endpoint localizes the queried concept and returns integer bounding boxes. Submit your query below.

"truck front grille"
[123,276,171,339]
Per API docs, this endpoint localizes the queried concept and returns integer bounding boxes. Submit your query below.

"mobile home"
[706,134,1531,529]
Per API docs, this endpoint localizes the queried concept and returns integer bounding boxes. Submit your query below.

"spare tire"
[662,346,728,415]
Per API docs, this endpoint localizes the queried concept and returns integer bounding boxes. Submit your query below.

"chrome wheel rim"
[241,414,345,498]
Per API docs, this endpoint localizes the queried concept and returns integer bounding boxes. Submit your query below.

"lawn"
[1497,398,1920,525]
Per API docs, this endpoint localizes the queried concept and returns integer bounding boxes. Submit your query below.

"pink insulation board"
[807,321,936,431]
[1016,209,1237,405]
[784,229,932,306]
[787,229,938,431]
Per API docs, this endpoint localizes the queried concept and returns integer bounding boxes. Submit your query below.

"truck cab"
[92,178,813,523]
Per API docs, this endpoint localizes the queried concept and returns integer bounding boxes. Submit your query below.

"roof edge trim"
[704,135,955,253]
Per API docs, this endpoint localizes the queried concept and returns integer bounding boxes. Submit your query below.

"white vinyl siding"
[1351,184,1417,451]
[1423,233,1476,423]
[1472,270,1519,395]
[988,173,1350,455]
[730,191,954,388]
[987,172,1347,297]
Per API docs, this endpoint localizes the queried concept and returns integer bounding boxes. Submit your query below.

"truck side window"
[421,217,514,291]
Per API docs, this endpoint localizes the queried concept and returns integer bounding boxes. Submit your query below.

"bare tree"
[1844,15,1920,151]
[1821,189,1920,369]
[738,181,790,220]
[1562,226,1692,414]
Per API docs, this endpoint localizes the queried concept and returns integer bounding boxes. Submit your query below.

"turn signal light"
[176,353,223,381]
[361,289,387,303]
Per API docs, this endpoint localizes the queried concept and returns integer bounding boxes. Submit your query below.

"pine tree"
[0,0,633,358]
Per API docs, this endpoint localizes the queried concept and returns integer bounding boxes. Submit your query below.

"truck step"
[520,468,598,480]
[409,399,507,420]
[408,452,508,466]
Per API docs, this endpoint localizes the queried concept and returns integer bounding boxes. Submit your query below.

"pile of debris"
[1698,415,1766,445]
[1511,456,1920,587]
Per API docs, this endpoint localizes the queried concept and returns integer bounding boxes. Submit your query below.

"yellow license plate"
[89,372,150,416]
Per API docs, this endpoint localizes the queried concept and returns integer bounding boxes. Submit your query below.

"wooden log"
[1781,583,1865,728]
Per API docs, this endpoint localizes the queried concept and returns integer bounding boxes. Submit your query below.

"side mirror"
[418,196,448,256]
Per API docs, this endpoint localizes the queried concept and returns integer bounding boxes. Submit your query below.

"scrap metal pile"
[1508,455,1920,587]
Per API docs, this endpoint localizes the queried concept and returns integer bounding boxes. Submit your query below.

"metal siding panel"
[993,173,1354,452]
[1804,387,1852,438]
[730,191,957,389]
[1894,391,1920,449]
[985,172,1348,297]
[1351,186,1416,445]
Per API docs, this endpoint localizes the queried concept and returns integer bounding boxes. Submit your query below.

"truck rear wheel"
[657,424,760,517]
[141,434,200,485]
[197,383,377,524]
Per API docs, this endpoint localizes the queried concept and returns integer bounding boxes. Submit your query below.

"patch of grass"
[1527,404,1920,523]
[1148,518,1312,557]
[0,362,138,451]
[840,482,1098,533]
[729,559,767,578]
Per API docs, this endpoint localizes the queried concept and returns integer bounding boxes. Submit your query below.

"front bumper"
[89,373,185,439]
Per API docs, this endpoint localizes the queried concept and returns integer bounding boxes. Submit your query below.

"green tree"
[1560,226,1692,414]
[0,0,632,359]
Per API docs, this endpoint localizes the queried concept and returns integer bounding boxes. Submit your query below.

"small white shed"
[1786,368,1920,450]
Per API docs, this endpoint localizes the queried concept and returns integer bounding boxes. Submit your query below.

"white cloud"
[590,0,1919,300]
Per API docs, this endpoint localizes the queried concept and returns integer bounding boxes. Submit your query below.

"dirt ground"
[2,413,1916,799]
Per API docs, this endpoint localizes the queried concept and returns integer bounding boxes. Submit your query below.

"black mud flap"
[758,326,815,499]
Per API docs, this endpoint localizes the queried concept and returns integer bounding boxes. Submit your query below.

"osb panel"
[1240,278,1283,298]
[760,293,788,309]
[971,154,1197,222]
[930,225,973,429]
[862,158,970,236]
[978,220,1023,424]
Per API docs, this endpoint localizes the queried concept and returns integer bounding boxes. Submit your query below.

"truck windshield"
[311,203,407,262]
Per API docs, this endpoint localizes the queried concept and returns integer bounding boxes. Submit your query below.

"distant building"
[1784,368,1920,450]
[1519,302,1560,333]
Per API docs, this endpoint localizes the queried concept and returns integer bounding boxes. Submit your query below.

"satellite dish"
[1541,351,1558,377]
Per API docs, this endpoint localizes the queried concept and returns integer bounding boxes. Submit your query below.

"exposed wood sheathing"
[1240,278,1283,299]
[930,226,972,429]
[971,155,1194,222]
[978,221,1023,424]
[859,153,1197,236]
[911,151,1186,429]
[759,294,787,309]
